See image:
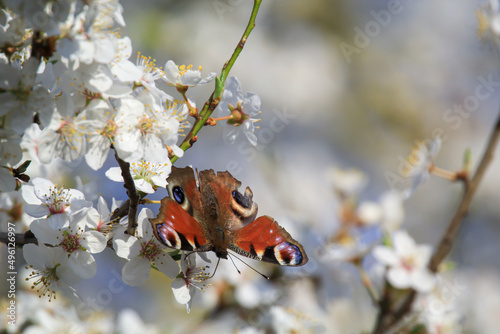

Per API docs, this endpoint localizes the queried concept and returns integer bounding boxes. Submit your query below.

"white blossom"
[133,53,172,103]
[80,99,117,170]
[113,208,179,286]
[402,135,442,198]
[0,128,22,192]
[357,191,405,232]
[29,211,107,279]
[86,196,124,240]
[105,160,171,194]
[171,253,211,314]
[216,76,261,146]
[113,97,186,163]
[0,58,53,135]
[0,190,33,233]
[373,230,436,292]
[163,60,215,89]
[23,243,81,301]
[22,178,90,229]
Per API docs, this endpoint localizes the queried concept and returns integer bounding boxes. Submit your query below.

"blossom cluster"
[1,292,161,334]
[19,177,189,306]
[0,0,227,193]
[0,0,258,313]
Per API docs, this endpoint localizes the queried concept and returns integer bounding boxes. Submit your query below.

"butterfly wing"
[229,216,308,266]
[150,197,212,252]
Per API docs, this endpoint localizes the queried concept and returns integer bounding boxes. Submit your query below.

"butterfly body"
[150,166,308,266]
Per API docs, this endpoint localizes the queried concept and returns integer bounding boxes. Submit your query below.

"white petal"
[393,230,416,255]
[66,189,85,201]
[180,70,201,86]
[357,201,383,225]
[137,208,154,239]
[143,137,169,163]
[380,191,404,232]
[85,141,110,171]
[86,207,100,229]
[151,174,168,189]
[196,252,211,264]
[171,278,191,304]
[244,128,258,146]
[387,268,412,289]
[171,145,184,158]
[134,179,154,194]
[21,184,41,205]
[105,167,124,182]
[80,231,107,253]
[68,251,97,279]
[113,233,141,259]
[69,207,90,230]
[29,219,60,245]
[49,246,70,267]
[47,213,69,229]
[225,76,243,103]
[55,265,82,291]
[163,60,180,85]
[114,132,141,162]
[155,252,180,279]
[23,204,50,218]
[23,244,47,269]
[32,178,55,198]
[244,92,261,114]
[93,36,116,64]
[411,269,436,293]
[97,196,111,216]
[198,72,216,85]
[416,244,433,265]
[114,59,142,82]
[122,257,151,286]
[372,246,399,266]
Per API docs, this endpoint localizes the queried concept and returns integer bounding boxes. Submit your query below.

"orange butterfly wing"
[229,216,308,266]
[150,197,211,252]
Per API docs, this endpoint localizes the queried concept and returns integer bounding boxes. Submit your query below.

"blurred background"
[9,0,500,333]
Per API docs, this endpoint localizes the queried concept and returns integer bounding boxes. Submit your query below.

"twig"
[109,199,130,222]
[0,230,37,247]
[114,151,139,236]
[357,265,379,305]
[371,110,500,333]
[429,113,500,271]
[170,0,263,164]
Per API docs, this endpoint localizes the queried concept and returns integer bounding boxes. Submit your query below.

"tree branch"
[170,0,263,164]
[0,230,37,247]
[429,113,500,271]
[372,109,500,333]
[114,151,139,236]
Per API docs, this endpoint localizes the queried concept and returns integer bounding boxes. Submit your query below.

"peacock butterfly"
[149,166,308,266]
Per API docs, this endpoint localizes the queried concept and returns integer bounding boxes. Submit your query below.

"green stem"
[170,0,263,164]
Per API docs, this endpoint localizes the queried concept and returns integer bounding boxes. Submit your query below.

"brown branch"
[372,110,500,334]
[429,113,500,271]
[0,230,37,247]
[114,151,139,236]
[109,199,130,222]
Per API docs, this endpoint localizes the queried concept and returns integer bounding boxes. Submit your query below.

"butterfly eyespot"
[232,190,249,208]
[172,186,185,204]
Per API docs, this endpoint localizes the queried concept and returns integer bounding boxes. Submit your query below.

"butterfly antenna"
[228,253,269,279]
[208,257,221,279]
[228,254,241,275]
